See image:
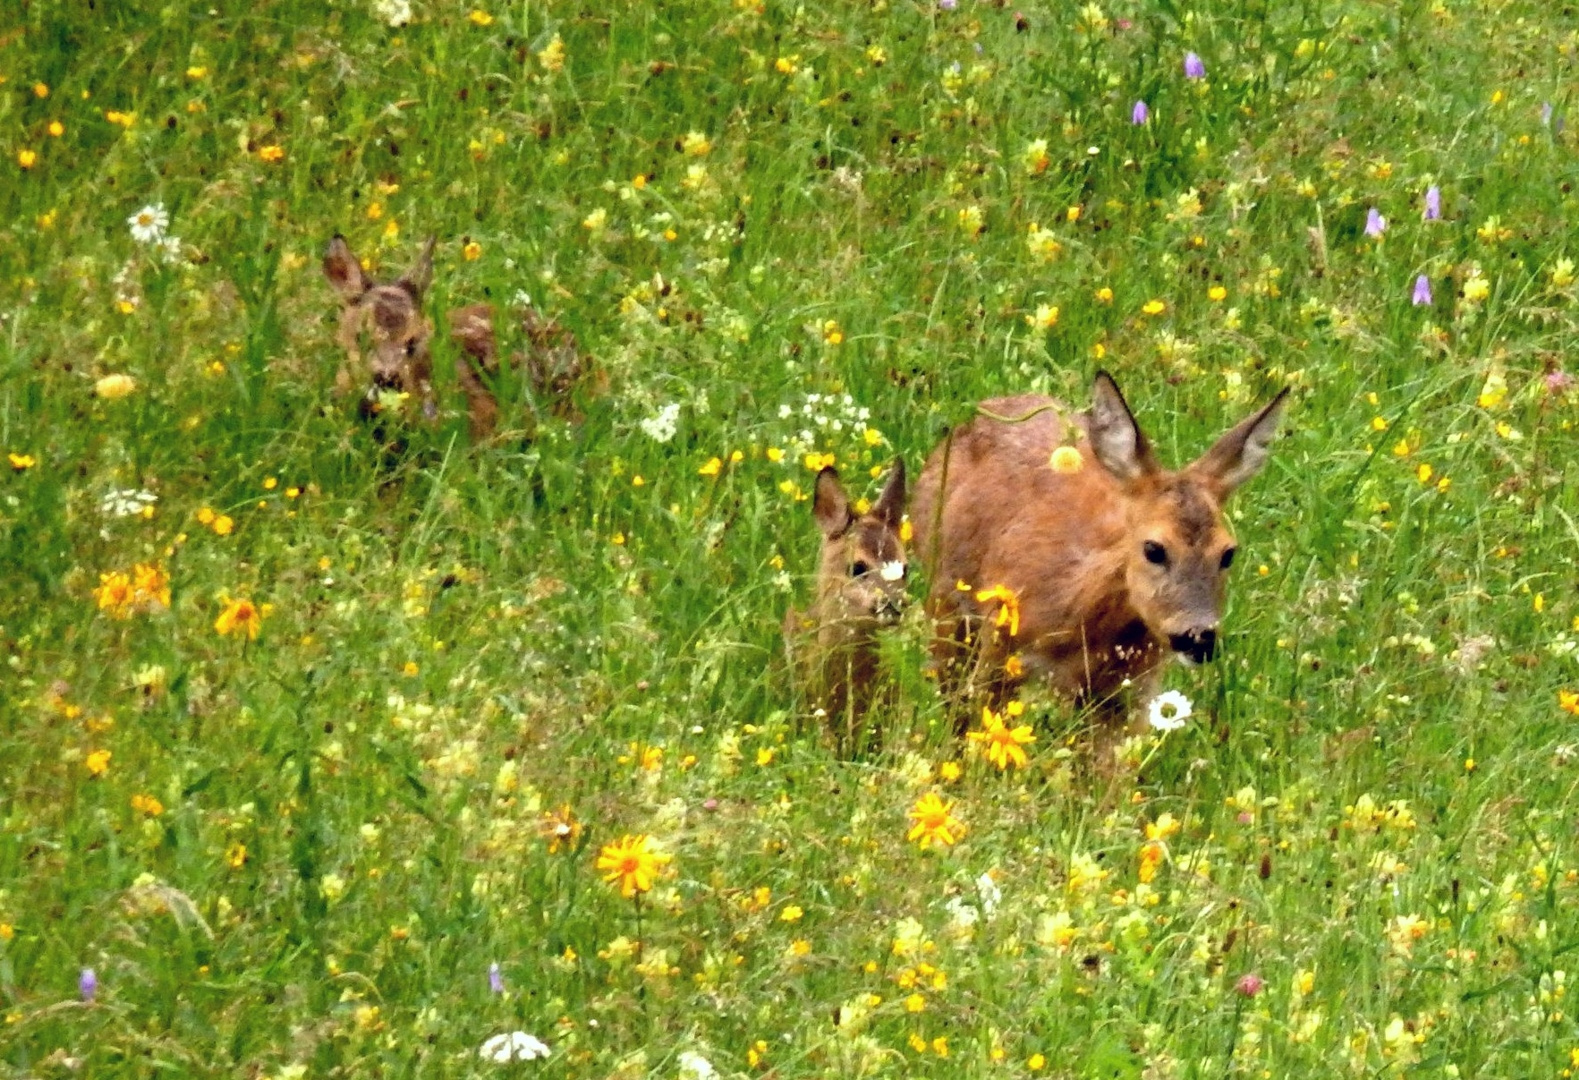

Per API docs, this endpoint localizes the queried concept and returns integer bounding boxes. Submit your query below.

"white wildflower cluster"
[100,488,158,518]
[373,0,411,25]
[639,402,681,443]
[774,392,875,457]
[477,1031,550,1063]
[126,203,183,264]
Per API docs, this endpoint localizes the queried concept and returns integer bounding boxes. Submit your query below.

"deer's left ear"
[1189,388,1290,497]
[398,235,437,299]
[870,459,906,530]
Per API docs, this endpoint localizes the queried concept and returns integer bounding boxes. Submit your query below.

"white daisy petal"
[1147,690,1193,732]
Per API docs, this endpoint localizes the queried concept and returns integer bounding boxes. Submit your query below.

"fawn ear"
[870,459,906,530]
[398,235,437,299]
[813,467,854,538]
[1189,388,1289,497]
[1087,370,1158,482]
[323,235,369,302]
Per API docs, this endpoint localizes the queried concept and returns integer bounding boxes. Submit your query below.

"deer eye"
[1142,540,1168,566]
[1220,547,1237,570]
[850,560,872,578]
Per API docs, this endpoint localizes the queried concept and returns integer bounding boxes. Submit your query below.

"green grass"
[3,0,1579,1076]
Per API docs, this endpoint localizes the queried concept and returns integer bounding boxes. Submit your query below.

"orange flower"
[93,571,136,619]
[214,596,268,639]
[967,706,1035,770]
[907,792,964,848]
[1561,689,1579,716]
[596,834,670,898]
[974,584,1020,637]
[133,562,171,610]
[1138,841,1165,883]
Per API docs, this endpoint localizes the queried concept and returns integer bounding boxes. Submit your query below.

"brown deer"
[448,302,601,440]
[911,371,1287,722]
[322,234,437,422]
[784,463,909,750]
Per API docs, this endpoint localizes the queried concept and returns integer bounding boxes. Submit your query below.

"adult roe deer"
[784,463,909,750]
[910,371,1287,718]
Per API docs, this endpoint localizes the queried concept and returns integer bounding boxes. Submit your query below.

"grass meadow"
[4,0,1579,1076]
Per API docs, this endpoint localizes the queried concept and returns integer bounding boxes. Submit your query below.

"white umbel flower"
[1147,690,1193,732]
[638,402,680,443]
[478,1031,550,1063]
[678,1051,716,1080]
[373,0,412,25]
[127,203,169,244]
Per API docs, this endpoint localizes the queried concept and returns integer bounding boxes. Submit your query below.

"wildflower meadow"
[5,1,1579,1077]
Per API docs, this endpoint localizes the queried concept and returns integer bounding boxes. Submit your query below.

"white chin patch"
[879,561,906,583]
[1174,652,1201,668]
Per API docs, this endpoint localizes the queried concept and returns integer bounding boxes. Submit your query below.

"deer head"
[812,462,909,631]
[1085,371,1287,664]
[322,234,437,419]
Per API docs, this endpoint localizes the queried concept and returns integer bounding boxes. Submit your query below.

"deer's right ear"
[1087,370,1158,482]
[813,467,853,538]
[870,459,907,530]
[398,235,437,299]
[323,235,369,302]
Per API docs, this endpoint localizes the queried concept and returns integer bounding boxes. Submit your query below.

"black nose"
[1169,628,1217,663]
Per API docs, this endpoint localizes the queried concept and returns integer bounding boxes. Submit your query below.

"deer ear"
[323,235,369,301]
[1190,388,1289,497]
[398,235,437,299]
[1087,371,1157,482]
[870,459,906,530]
[813,467,853,538]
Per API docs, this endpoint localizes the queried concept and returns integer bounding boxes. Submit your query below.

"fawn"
[448,301,600,440]
[784,463,909,749]
[322,234,437,422]
[911,371,1287,722]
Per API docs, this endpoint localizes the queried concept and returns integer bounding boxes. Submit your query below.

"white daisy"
[127,203,169,244]
[1147,690,1193,732]
[477,1031,550,1063]
[677,1051,716,1080]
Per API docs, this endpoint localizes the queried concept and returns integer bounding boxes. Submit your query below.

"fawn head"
[1085,371,1287,664]
[323,234,436,415]
[813,462,909,628]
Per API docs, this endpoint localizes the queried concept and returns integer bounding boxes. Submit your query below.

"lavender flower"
[1364,207,1386,237]
[1542,101,1554,126]
[79,968,97,1002]
[938,0,957,9]
[1423,185,1441,221]
[489,962,505,994]
[1131,100,1149,125]
[1184,52,1206,79]
[1412,275,1433,306]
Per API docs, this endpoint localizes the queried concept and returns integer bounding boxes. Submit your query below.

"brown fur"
[448,303,501,439]
[784,463,909,751]
[446,302,602,440]
[911,372,1287,719]
[322,235,437,422]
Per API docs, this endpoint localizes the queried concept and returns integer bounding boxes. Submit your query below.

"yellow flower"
[1462,273,1490,303]
[958,205,984,239]
[968,706,1035,770]
[47,121,64,138]
[698,456,722,477]
[1476,368,1508,409]
[1026,303,1059,330]
[775,55,799,74]
[1025,223,1061,262]
[596,834,671,898]
[1145,812,1181,840]
[1049,445,1083,474]
[257,145,285,162]
[907,792,964,848]
[462,240,482,261]
[1415,463,1433,485]
[85,749,112,777]
[211,514,234,536]
[1560,689,1579,716]
[1141,299,1166,316]
[537,34,565,72]
[1022,138,1050,175]
[780,904,804,922]
[8,453,35,471]
[1094,286,1114,303]
[214,596,267,639]
[95,373,137,399]
[1388,913,1429,953]
[1551,257,1575,288]
[18,149,38,169]
[1027,1052,1047,1070]
[469,9,494,25]
[539,804,583,853]
[93,571,137,619]
[226,842,247,868]
[105,110,136,128]
[186,66,207,79]
[1207,284,1228,302]
[131,793,164,817]
[974,584,1020,637]
[33,82,49,98]
[938,761,961,782]
[1137,840,1165,883]
[681,131,712,156]
[132,562,171,610]
[904,993,926,1012]
[823,320,843,345]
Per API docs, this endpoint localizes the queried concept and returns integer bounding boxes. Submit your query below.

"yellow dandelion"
[85,749,112,777]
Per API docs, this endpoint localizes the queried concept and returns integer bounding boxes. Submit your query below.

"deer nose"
[1169,627,1217,664]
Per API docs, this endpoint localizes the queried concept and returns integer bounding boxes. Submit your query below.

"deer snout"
[873,591,907,625]
[1168,627,1217,664]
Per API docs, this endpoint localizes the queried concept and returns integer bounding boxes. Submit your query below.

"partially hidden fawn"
[322,234,437,423]
[784,463,909,752]
[910,371,1288,741]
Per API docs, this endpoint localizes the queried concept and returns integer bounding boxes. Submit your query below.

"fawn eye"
[1220,547,1237,570]
[851,560,872,578]
[1142,540,1168,566]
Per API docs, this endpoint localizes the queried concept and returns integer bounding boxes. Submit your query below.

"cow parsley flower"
[373,0,411,25]
[678,1051,716,1080]
[639,402,680,443]
[478,1032,550,1063]
[100,488,157,518]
